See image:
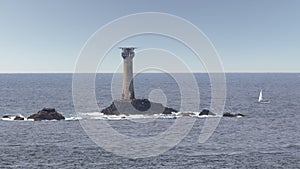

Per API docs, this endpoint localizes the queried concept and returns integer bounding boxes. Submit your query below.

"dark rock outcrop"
[131,99,151,111]
[163,107,178,115]
[2,115,11,118]
[101,99,178,115]
[28,108,65,121]
[223,112,245,117]
[14,116,24,120]
[101,102,119,115]
[199,109,216,116]
[2,115,24,120]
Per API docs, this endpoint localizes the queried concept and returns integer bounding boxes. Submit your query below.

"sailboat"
[258,89,270,104]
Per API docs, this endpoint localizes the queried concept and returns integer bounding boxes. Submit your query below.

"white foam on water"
[78,112,104,116]
[65,116,83,121]
[73,111,222,120]
[1,111,227,121]
[1,114,30,121]
[197,114,223,118]
[2,116,15,121]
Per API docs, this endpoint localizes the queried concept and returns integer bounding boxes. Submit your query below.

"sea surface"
[0,73,299,168]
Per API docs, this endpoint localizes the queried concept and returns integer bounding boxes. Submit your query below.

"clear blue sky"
[0,0,299,73]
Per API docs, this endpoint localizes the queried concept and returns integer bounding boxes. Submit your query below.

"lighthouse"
[120,47,135,100]
[100,47,177,115]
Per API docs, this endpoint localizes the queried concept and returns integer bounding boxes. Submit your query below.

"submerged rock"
[199,109,216,116]
[181,112,196,116]
[223,112,245,117]
[28,108,65,121]
[101,99,178,115]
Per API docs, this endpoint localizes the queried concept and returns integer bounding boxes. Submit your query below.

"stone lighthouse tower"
[120,47,135,100]
[100,47,177,115]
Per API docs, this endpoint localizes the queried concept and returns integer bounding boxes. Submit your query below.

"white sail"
[258,90,263,102]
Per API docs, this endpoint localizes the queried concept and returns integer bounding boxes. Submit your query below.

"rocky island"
[28,108,65,121]
[2,108,65,121]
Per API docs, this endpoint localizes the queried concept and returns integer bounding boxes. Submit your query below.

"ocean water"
[0,73,299,168]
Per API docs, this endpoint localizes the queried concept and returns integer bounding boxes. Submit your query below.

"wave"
[72,111,221,121]
[1,112,223,121]
[1,114,33,121]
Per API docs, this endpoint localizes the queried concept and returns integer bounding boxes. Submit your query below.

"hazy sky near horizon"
[0,0,299,73]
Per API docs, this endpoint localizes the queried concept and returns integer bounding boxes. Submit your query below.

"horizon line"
[0,72,299,74]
